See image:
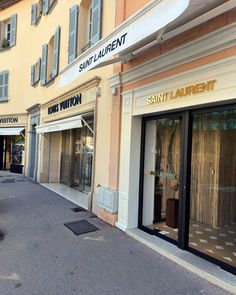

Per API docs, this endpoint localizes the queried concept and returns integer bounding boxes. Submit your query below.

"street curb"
[126,229,236,294]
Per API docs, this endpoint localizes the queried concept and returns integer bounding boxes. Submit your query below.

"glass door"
[142,116,182,242]
[189,109,236,270]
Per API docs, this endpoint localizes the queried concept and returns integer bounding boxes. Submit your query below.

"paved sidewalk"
[0,173,232,295]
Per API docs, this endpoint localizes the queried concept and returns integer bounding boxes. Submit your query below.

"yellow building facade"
[0,0,117,219]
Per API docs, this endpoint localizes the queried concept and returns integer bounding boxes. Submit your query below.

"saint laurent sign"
[48,94,82,115]
[60,0,189,86]
[147,80,217,105]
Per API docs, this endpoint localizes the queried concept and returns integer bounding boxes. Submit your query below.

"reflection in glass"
[189,109,236,268]
[143,118,181,241]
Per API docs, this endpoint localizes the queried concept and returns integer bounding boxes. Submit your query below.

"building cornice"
[0,0,21,11]
[109,23,236,88]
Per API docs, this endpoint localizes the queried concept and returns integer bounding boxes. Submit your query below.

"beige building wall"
[0,0,116,219]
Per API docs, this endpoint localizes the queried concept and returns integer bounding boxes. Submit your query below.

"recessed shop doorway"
[139,105,236,274]
[60,117,94,194]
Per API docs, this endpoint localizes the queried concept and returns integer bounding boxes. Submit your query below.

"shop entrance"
[139,106,236,274]
[141,116,182,243]
[60,117,94,194]
[0,134,25,173]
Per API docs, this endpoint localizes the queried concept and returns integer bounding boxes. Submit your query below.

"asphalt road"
[0,173,231,295]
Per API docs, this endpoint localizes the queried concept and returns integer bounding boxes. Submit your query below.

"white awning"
[59,0,189,87]
[36,115,82,134]
[0,127,25,136]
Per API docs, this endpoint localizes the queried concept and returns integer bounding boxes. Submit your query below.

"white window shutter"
[91,0,102,45]
[10,14,17,47]
[31,4,37,25]
[31,65,35,86]
[36,57,41,82]
[52,26,60,77]
[41,44,48,85]
[68,5,79,64]
[43,0,49,15]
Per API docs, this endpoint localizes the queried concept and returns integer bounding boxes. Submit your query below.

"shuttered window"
[31,1,43,25]
[41,44,48,86]
[52,26,60,77]
[10,14,17,47]
[31,4,37,25]
[31,58,41,86]
[43,0,57,15]
[91,0,102,45]
[36,58,41,82]
[68,5,79,64]
[0,71,9,101]
[31,65,35,86]
[42,0,49,15]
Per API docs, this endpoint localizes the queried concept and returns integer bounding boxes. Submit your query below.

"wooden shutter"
[10,14,17,47]
[0,71,9,99]
[52,26,60,77]
[31,4,37,25]
[36,58,41,82]
[41,44,48,85]
[68,5,79,63]
[3,71,9,98]
[43,0,49,15]
[91,0,102,45]
[38,0,43,16]
[31,65,35,86]
[0,72,4,99]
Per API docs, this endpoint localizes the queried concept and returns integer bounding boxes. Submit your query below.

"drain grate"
[1,179,15,183]
[64,219,99,236]
[71,207,86,212]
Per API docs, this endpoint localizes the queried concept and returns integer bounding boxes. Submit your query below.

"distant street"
[0,172,230,295]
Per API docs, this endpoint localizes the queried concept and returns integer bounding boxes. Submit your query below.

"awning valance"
[0,127,25,136]
[36,115,82,134]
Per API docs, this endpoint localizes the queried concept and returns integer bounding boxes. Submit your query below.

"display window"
[139,105,236,274]
[60,116,94,193]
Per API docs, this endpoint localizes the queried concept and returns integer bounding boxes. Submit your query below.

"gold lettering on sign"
[147,80,217,105]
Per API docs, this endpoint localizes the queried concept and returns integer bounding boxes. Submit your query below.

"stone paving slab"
[0,173,232,295]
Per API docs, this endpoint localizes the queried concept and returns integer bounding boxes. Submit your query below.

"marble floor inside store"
[150,220,236,268]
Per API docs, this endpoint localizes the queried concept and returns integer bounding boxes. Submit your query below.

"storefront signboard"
[147,80,217,105]
[47,94,82,115]
[0,114,27,127]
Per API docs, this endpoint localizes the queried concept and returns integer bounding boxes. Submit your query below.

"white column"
[116,91,142,231]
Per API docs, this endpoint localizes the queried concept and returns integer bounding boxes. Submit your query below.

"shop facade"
[0,113,28,174]
[110,18,236,274]
[36,79,100,210]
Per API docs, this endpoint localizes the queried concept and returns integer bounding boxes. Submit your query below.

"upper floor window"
[42,0,57,15]
[40,26,60,86]
[0,14,17,49]
[31,58,41,86]
[31,1,42,25]
[68,0,102,63]
[0,71,9,101]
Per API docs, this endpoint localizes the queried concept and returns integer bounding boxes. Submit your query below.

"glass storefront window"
[60,116,94,194]
[189,109,236,268]
[4,135,25,169]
